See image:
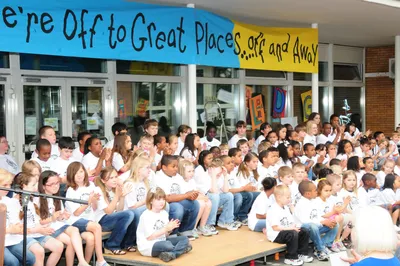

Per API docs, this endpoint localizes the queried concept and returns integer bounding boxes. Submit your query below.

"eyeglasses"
[0,140,8,144]
[46,182,60,187]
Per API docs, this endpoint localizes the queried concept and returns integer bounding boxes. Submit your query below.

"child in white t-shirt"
[253,122,272,154]
[267,185,313,265]
[72,132,91,162]
[111,133,133,175]
[0,136,19,175]
[137,187,191,262]
[81,136,112,181]
[178,159,213,237]
[219,143,229,156]
[258,148,280,183]
[180,133,201,165]
[31,125,60,160]
[379,174,400,231]
[105,122,128,149]
[200,123,221,151]
[154,135,168,170]
[278,166,294,187]
[376,159,395,188]
[228,120,253,149]
[290,163,307,206]
[390,132,400,159]
[175,125,191,155]
[237,139,250,160]
[31,139,56,172]
[248,177,276,232]
[337,170,360,213]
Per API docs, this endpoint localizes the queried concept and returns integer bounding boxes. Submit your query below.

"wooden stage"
[104,227,286,266]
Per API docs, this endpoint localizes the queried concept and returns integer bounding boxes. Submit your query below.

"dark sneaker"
[184,244,193,254]
[159,252,176,262]
[313,250,329,261]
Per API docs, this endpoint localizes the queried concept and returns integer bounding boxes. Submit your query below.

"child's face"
[311,124,318,135]
[331,180,342,194]
[0,179,11,197]
[317,147,326,157]
[31,167,41,181]
[287,145,294,158]
[305,146,316,158]
[364,159,374,171]
[60,148,73,160]
[44,175,61,195]
[141,139,153,151]
[232,151,242,166]
[280,174,293,186]
[125,136,132,150]
[237,125,246,137]
[162,160,178,177]
[393,135,400,142]
[278,128,287,140]
[344,143,353,155]
[267,132,278,144]
[323,124,332,136]
[277,191,291,206]
[139,164,151,180]
[262,125,272,136]
[37,145,51,161]
[89,138,103,155]
[239,144,249,156]
[289,131,299,142]
[383,162,395,174]
[183,165,195,180]
[344,175,357,191]
[394,177,400,190]
[146,125,158,136]
[24,178,38,192]
[298,130,306,139]
[246,157,259,171]
[263,153,276,166]
[206,128,217,140]
[273,152,280,164]
[220,148,229,156]
[211,148,221,158]
[293,167,306,183]
[103,171,119,189]
[365,178,377,189]
[223,157,235,173]
[379,141,388,149]
[151,197,166,212]
[194,136,201,149]
[361,143,370,152]
[42,128,56,144]
[327,145,337,156]
[293,144,301,156]
[319,185,332,199]
[0,137,8,154]
[74,167,86,186]
[169,138,178,153]
[157,137,167,151]
[204,154,214,168]
[370,140,377,148]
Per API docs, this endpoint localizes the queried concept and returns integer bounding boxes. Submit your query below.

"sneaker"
[178,231,196,241]
[313,250,329,261]
[192,228,199,239]
[336,241,347,251]
[205,224,219,235]
[323,247,332,255]
[159,252,176,262]
[329,243,341,253]
[283,259,303,265]
[217,222,239,231]
[240,218,248,226]
[197,226,213,237]
[233,220,242,227]
[183,244,193,254]
[298,254,314,263]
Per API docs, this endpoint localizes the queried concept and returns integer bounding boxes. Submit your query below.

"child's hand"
[123,182,134,196]
[7,223,23,234]
[343,196,351,205]
[202,143,207,151]
[40,226,55,235]
[115,184,123,198]
[248,138,255,148]
[340,159,347,169]
[149,145,158,158]
[317,155,325,163]
[165,219,180,231]
[52,211,62,222]
[86,168,95,177]
[62,211,71,220]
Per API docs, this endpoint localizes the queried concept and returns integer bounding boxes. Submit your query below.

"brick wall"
[365,46,395,134]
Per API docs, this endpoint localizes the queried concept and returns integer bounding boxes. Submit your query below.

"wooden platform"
[104,227,286,266]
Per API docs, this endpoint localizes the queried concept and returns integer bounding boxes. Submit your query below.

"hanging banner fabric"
[249,95,265,131]
[0,0,318,73]
[301,90,312,121]
[272,87,286,118]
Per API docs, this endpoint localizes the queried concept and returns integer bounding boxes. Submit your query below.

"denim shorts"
[27,236,52,249]
[72,218,90,233]
[52,225,69,238]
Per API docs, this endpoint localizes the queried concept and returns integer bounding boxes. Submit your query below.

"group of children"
[2,113,400,265]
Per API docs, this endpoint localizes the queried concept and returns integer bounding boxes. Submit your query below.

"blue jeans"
[253,219,266,232]
[6,240,36,266]
[207,192,234,225]
[99,210,135,250]
[151,236,189,258]
[234,192,253,221]
[131,205,147,245]
[168,200,199,234]
[301,223,339,251]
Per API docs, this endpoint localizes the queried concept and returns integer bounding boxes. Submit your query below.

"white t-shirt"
[376,171,386,188]
[180,149,198,162]
[154,153,162,167]
[175,137,185,156]
[105,139,114,149]
[31,144,60,160]
[35,197,74,230]
[112,152,126,172]
[267,203,296,242]
[153,170,184,195]
[24,201,44,238]
[294,197,321,226]
[31,157,55,172]
[316,134,330,145]
[290,182,302,206]
[379,188,397,205]
[65,182,102,221]
[180,179,197,194]
[303,134,316,146]
[82,152,105,172]
[193,166,211,194]
[124,181,148,210]
[227,171,240,189]
[248,192,274,231]
[1,196,23,246]
[337,188,360,211]
[228,134,247,149]
[258,164,278,181]
[253,135,265,154]
[94,189,115,222]
[314,197,334,217]
[51,157,75,177]
[72,147,84,162]
[200,137,221,151]
[358,187,383,206]
[137,209,169,257]
[0,154,20,175]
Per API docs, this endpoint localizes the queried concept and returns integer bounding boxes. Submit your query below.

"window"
[0,52,9,68]
[293,62,328,81]
[334,87,361,125]
[245,69,285,78]
[197,66,238,78]
[117,81,181,144]
[334,64,361,80]
[117,61,180,76]
[20,54,106,73]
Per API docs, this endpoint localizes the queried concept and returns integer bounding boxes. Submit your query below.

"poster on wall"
[136,98,149,117]
[301,90,312,121]
[249,95,265,130]
[272,87,286,118]
[25,117,37,135]
[44,118,59,131]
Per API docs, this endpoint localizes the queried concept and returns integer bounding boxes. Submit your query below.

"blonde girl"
[338,170,359,213]
[303,120,318,146]
[176,124,191,155]
[137,187,191,262]
[65,162,110,266]
[376,159,395,188]
[38,170,90,266]
[179,159,213,237]
[237,152,260,191]
[111,133,133,174]
[17,173,64,266]
[167,135,179,156]
[94,167,136,254]
[21,160,42,181]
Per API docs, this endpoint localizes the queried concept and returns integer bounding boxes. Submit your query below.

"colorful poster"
[44,118,59,131]
[272,87,286,118]
[249,95,265,130]
[88,100,101,113]
[301,90,312,121]
[0,1,318,73]
[25,117,37,135]
[136,98,149,117]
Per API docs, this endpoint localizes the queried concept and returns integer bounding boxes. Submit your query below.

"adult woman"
[342,206,400,265]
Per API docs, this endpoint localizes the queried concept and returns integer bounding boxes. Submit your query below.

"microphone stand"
[0,187,88,266]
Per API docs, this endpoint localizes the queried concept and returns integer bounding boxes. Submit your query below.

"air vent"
[0,77,6,82]
[24,77,41,83]
[90,79,106,85]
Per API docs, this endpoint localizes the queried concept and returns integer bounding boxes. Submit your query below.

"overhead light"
[364,0,400,8]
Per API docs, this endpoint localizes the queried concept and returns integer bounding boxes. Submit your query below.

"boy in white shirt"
[290,163,307,206]
[358,173,384,207]
[31,139,55,171]
[105,122,127,149]
[258,148,280,183]
[248,177,276,232]
[267,185,313,266]
[0,136,19,175]
[72,131,91,162]
[200,123,221,151]
[228,120,254,149]
[153,155,200,238]
[294,181,338,261]
[252,122,271,154]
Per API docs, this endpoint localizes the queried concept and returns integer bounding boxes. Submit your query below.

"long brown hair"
[17,173,39,220]
[95,166,117,204]
[237,152,259,181]
[67,162,89,190]
[38,171,61,220]
[112,133,131,163]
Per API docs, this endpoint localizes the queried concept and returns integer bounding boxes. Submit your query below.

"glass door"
[0,84,5,137]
